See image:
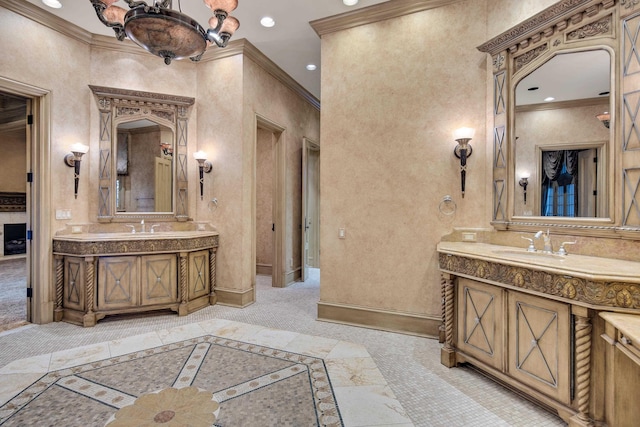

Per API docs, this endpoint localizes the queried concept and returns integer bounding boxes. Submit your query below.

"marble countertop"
[437,241,640,284]
[53,230,219,241]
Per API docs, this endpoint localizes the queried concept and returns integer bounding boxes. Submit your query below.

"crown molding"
[310,0,465,36]
[0,0,93,45]
[477,0,614,55]
[200,39,320,110]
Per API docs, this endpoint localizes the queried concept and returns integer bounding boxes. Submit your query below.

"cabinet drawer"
[456,278,505,370]
[618,331,640,364]
[507,291,571,404]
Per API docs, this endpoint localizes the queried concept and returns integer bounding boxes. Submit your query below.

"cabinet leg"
[209,248,217,305]
[178,253,188,316]
[441,273,457,368]
[54,255,64,322]
[573,314,593,426]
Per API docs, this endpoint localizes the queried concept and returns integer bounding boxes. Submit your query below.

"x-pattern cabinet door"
[508,291,571,405]
[456,278,505,370]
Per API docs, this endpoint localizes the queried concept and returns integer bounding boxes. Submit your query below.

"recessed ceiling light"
[599,91,610,96]
[306,64,317,71]
[544,97,555,102]
[42,0,62,8]
[343,0,359,5]
[260,17,275,28]
[527,87,539,91]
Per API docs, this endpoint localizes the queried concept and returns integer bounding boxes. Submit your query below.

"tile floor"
[0,269,566,426]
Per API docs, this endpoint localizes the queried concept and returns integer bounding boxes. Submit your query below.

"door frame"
[0,76,52,324]
[253,114,286,291]
[301,137,319,282]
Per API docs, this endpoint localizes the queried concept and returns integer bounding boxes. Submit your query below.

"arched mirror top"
[90,86,195,223]
[475,0,640,239]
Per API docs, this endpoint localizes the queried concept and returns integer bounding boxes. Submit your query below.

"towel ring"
[439,195,456,216]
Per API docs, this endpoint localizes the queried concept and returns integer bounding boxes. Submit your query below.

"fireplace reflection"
[4,223,26,256]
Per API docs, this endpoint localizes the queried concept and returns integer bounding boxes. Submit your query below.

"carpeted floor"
[0,258,27,332]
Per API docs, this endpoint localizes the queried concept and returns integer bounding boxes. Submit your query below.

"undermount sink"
[491,249,566,259]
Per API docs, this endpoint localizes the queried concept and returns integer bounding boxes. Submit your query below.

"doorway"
[0,90,29,330]
[0,77,52,326]
[254,115,286,291]
[301,138,320,282]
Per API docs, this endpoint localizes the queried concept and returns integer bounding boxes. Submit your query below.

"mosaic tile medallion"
[0,335,343,426]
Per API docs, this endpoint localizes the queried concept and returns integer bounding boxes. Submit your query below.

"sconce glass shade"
[453,127,475,141]
[204,0,239,14]
[70,143,89,157]
[596,113,610,129]
[193,151,208,161]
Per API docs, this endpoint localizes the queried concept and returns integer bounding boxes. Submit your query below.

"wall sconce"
[596,112,610,129]
[160,142,173,157]
[453,127,475,198]
[193,151,212,200]
[519,176,529,204]
[64,143,89,199]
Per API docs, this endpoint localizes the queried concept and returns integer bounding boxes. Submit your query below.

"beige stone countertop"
[53,231,219,241]
[437,241,640,284]
[600,312,640,347]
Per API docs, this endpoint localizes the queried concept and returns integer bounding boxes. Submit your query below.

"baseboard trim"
[256,264,272,276]
[285,267,301,286]
[214,287,255,308]
[317,301,440,338]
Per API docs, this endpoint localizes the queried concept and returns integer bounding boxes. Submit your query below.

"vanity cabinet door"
[63,257,86,312]
[97,256,139,310]
[507,291,571,404]
[140,254,178,306]
[188,250,210,301]
[456,278,505,370]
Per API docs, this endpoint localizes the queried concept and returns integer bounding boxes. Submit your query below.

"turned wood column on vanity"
[437,241,640,427]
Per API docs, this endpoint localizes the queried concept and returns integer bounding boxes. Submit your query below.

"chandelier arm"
[89,0,126,41]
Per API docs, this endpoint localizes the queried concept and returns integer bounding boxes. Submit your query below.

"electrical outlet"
[462,232,477,242]
[339,228,346,239]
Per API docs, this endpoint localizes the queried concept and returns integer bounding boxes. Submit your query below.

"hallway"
[0,270,563,426]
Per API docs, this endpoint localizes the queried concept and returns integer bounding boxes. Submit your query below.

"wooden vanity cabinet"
[455,278,572,406]
[53,232,218,326]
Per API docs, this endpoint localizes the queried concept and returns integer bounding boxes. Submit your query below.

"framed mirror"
[90,86,195,222]
[513,50,611,219]
[115,119,174,213]
[474,0,640,237]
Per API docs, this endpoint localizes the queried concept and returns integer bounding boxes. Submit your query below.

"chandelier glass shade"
[90,0,240,65]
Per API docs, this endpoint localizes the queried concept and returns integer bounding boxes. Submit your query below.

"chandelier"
[90,0,240,65]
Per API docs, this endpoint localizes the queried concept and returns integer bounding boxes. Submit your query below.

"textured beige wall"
[0,130,26,192]
[0,7,91,233]
[256,127,274,267]
[320,1,491,318]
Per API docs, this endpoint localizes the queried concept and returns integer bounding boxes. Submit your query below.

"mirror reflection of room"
[540,148,598,217]
[515,50,610,218]
[115,119,173,213]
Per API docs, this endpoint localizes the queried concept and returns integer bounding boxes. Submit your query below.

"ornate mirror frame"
[90,86,195,222]
[478,0,640,239]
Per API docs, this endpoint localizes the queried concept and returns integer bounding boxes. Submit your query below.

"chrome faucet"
[140,219,145,233]
[150,224,160,233]
[536,229,553,254]
[126,224,136,234]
